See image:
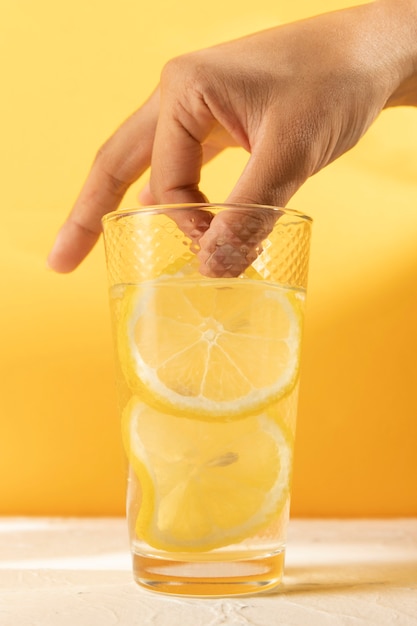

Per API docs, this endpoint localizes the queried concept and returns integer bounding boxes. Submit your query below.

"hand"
[47,0,417,274]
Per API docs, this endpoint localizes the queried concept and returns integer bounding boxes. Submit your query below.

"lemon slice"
[123,398,293,552]
[116,278,303,419]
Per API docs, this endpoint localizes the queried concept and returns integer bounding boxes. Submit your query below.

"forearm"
[377,0,417,106]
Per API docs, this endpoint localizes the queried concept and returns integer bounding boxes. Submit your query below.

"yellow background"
[1,0,416,517]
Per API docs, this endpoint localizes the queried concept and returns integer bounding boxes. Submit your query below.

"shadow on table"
[273,559,417,596]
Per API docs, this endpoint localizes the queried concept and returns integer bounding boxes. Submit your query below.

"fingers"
[138,138,228,205]
[165,206,214,253]
[194,114,313,277]
[148,57,219,206]
[226,122,311,210]
[47,90,160,273]
[197,207,280,277]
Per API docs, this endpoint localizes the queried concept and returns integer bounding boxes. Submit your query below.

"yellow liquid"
[110,278,303,596]
[132,550,286,596]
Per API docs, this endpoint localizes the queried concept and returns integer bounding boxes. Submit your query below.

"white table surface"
[0,517,416,625]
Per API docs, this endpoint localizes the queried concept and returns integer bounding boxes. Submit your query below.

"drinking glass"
[102,203,312,596]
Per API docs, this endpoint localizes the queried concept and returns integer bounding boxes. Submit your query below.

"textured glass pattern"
[253,215,312,288]
[103,205,312,289]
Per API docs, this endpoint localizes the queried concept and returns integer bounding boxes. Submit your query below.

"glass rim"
[101,203,312,225]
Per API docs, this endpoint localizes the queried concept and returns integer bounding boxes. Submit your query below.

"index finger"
[47,90,160,273]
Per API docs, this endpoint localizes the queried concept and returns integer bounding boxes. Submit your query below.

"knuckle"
[160,52,213,95]
[94,139,114,171]
[160,55,188,83]
[93,141,131,195]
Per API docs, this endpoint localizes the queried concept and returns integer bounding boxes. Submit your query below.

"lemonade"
[109,276,305,596]
[102,203,311,596]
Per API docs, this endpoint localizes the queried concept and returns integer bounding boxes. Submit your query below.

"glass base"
[132,549,285,597]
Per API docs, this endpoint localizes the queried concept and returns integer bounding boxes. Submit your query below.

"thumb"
[197,205,281,278]
[226,132,310,209]
[197,136,311,277]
